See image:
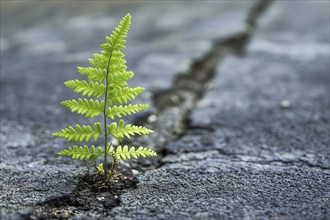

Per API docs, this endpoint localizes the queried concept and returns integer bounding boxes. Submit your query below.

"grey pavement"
[1,1,329,220]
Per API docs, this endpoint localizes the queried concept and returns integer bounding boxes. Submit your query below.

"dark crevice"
[152,34,247,111]
[246,0,273,27]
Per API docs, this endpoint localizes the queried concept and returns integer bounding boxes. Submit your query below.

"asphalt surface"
[1,1,329,219]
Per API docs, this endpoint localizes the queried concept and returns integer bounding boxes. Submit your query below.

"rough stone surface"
[170,51,330,168]
[1,1,256,219]
[110,159,329,220]
[185,0,330,169]
[1,0,329,219]
[114,1,330,219]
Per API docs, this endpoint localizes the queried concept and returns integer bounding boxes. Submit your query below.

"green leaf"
[53,122,103,142]
[107,119,154,142]
[108,71,134,89]
[106,104,149,119]
[61,98,104,118]
[64,80,105,98]
[106,144,114,156]
[58,145,103,161]
[109,145,157,161]
[77,67,106,82]
[107,87,144,105]
[96,163,104,173]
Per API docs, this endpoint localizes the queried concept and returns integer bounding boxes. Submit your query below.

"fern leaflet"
[58,145,103,161]
[53,122,103,142]
[108,119,153,142]
[96,163,105,172]
[107,145,157,161]
[108,71,134,88]
[64,80,105,98]
[77,67,106,82]
[61,98,104,118]
[106,104,149,119]
[108,87,144,105]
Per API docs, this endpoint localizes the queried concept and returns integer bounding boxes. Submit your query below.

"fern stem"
[103,57,112,179]
[103,71,109,178]
[103,35,120,179]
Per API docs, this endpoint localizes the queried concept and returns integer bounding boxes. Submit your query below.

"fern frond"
[58,145,103,161]
[106,104,149,120]
[53,14,157,177]
[52,122,103,142]
[108,87,144,105]
[61,98,104,118]
[108,119,153,142]
[108,145,157,161]
[77,67,106,82]
[64,80,105,98]
[88,14,131,69]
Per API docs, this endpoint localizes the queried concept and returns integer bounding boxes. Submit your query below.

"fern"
[53,14,157,180]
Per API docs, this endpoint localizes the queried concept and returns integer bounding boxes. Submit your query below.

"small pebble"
[111,139,119,145]
[132,169,139,175]
[147,114,157,123]
[97,197,105,201]
[280,100,291,108]
[170,95,180,104]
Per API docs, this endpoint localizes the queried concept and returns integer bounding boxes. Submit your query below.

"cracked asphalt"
[1,1,329,219]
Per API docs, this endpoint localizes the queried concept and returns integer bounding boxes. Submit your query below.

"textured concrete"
[113,1,330,219]
[1,0,329,219]
[110,160,329,220]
